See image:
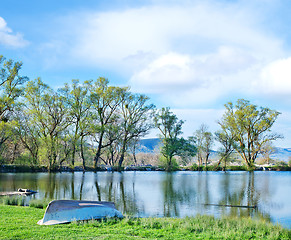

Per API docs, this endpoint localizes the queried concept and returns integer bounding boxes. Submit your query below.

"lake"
[0,171,291,228]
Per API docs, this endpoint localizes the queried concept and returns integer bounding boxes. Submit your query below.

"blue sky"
[1,0,291,148]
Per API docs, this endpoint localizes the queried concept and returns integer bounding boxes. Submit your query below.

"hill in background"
[137,138,161,153]
[138,138,291,162]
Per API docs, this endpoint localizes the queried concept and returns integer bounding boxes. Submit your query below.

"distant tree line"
[0,55,282,171]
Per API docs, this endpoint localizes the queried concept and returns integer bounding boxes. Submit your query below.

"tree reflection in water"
[92,172,142,216]
[0,171,288,226]
[161,172,197,217]
[216,172,271,222]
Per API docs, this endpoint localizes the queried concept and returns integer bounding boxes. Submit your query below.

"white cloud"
[129,46,260,107]
[130,52,197,93]
[58,3,282,69]
[258,57,291,95]
[37,2,290,107]
[43,2,283,107]
[0,17,29,48]
[173,108,224,134]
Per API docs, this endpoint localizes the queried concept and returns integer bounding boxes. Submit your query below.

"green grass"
[28,199,51,209]
[0,205,290,239]
[0,196,25,206]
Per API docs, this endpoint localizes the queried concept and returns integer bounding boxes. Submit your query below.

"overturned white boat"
[37,200,123,225]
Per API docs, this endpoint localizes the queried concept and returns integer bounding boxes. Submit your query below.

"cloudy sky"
[1,0,291,148]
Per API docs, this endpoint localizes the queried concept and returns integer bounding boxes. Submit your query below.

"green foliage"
[59,79,92,168]
[215,129,236,169]
[0,57,287,173]
[88,78,128,169]
[227,165,248,171]
[192,124,213,168]
[0,56,28,119]
[272,161,291,171]
[201,165,215,171]
[190,163,199,171]
[0,196,25,206]
[0,55,28,155]
[219,99,282,169]
[154,107,196,171]
[159,155,179,170]
[29,199,51,209]
[23,78,72,170]
[277,161,288,166]
[117,91,155,170]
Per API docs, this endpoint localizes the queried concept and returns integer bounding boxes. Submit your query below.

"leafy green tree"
[118,92,155,171]
[154,107,196,171]
[215,129,236,170]
[14,110,41,165]
[0,55,28,153]
[218,99,282,169]
[101,122,122,166]
[24,78,71,170]
[88,78,126,169]
[60,79,91,168]
[193,124,214,170]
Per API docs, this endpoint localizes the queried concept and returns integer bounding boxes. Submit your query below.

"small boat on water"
[0,188,37,196]
[37,200,123,225]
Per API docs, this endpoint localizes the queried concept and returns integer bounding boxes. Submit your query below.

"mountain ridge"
[138,138,291,161]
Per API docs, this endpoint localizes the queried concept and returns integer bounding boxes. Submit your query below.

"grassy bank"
[0,205,290,239]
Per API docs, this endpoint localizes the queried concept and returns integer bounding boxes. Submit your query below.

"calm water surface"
[0,171,291,228]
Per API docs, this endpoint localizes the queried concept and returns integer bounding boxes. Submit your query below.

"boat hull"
[37,200,123,225]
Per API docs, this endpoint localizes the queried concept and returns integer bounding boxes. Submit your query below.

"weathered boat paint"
[37,200,123,225]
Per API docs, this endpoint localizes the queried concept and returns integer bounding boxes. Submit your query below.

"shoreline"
[1,164,291,173]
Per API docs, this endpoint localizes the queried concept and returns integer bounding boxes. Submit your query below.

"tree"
[260,141,275,165]
[218,99,282,169]
[193,124,214,170]
[118,92,155,171]
[154,107,196,171]
[14,109,41,165]
[0,55,28,152]
[60,79,91,168]
[88,78,126,169]
[215,129,235,170]
[24,78,71,170]
[128,136,140,166]
[101,122,122,166]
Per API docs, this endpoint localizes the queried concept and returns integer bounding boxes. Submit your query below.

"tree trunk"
[80,136,86,171]
[72,124,79,167]
[167,156,172,172]
[93,132,104,169]
[118,141,127,171]
[133,143,137,166]
[72,143,76,167]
